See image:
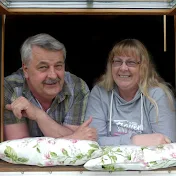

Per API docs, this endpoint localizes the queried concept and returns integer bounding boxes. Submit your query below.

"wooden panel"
[0,160,86,172]
[8,8,171,15]
[175,15,176,89]
[1,160,176,173]
[168,6,176,15]
[0,4,8,14]
[0,15,5,142]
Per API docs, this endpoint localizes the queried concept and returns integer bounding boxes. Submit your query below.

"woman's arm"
[147,88,176,142]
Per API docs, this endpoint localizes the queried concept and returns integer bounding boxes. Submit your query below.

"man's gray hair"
[20,33,66,65]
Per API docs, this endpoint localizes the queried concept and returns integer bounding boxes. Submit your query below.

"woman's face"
[112,55,140,92]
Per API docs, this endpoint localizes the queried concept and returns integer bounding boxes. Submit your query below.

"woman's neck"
[118,88,138,101]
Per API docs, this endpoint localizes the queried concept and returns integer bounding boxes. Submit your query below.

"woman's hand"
[131,133,171,146]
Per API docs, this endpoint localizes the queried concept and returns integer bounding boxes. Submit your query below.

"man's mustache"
[43,78,60,84]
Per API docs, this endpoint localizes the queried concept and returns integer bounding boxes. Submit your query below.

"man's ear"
[22,64,29,79]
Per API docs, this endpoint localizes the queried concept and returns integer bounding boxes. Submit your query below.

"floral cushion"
[84,145,144,171]
[0,137,102,166]
[142,143,176,170]
[84,144,176,171]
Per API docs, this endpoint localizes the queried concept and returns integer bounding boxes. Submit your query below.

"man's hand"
[71,117,97,141]
[5,96,41,121]
[131,133,171,146]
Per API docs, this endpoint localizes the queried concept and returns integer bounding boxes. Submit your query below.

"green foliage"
[89,144,99,149]
[62,149,68,156]
[102,164,124,171]
[4,146,29,163]
[50,152,58,158]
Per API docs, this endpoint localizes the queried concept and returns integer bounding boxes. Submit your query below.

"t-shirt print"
[112,120,143,136]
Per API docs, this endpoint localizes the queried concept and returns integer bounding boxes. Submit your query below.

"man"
[4,33,96,141]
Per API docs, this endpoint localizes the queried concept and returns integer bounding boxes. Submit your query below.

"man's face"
[23,46,65,101]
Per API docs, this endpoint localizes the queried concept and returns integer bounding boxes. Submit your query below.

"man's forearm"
[36,110,73,138]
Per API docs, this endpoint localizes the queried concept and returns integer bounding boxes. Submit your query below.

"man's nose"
[48,67,57,78]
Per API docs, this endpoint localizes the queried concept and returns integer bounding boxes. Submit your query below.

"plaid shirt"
[4,68,90,137]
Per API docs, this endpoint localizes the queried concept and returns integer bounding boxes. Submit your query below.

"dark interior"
[4,15,175,90]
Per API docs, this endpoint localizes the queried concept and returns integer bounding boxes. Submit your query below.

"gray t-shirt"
[85,85,176,146]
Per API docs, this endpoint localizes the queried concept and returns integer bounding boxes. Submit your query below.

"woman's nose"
[119,62,128,70]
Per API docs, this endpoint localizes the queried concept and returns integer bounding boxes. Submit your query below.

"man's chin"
[50,89,61,94]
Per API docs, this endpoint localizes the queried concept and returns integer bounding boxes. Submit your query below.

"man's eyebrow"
[37,61,48,65]
[37,61,64,65]
[56,61,64,63]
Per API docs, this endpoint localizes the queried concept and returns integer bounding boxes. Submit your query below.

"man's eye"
[39,66,47,70]
[56,65,63,70]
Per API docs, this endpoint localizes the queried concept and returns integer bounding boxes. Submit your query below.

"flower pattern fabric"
[0,137,102,166]
[1,138,176,171]
[84,144,176,171]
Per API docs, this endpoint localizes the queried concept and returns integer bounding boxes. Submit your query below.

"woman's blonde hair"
[97,39,175,118]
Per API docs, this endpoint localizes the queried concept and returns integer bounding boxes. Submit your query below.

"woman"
[85,39,176,146]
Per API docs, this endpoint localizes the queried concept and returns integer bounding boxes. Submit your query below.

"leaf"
[127,155,131,160]
[87,149,96,158]
[76,153,84,159]
[4,146,18,162]
[102,164,116,171]
[102,164,124,171]
[141,147,147,151]
[32,144,38,148]
[110,155,117,162]
[37,147,41,153]
[89,144,99,149]
[116,148,122,152]
[17,157,29,163]
[150,161,157,165]
[103,147,112,155]
[62,149,68,156]
[70,160,76,164]
[50,152,58,158]
[116,167,125,171]
[157,145,164,150]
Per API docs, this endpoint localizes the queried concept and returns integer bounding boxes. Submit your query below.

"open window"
[0,1,176,174]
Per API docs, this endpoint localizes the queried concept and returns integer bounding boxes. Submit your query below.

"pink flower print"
[140,160,149,167]
[44,153,51,159]
[70,139,78,143]
[48,139,56,145]
[45,161,54,166]
[0,154,5,158]
[58,161,64,165]
[37,138,45,143]
[171,153,176,158]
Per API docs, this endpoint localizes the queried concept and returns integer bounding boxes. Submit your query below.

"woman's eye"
[129,61,135,64]
[127,61,137,67]
[113,60,121,64]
